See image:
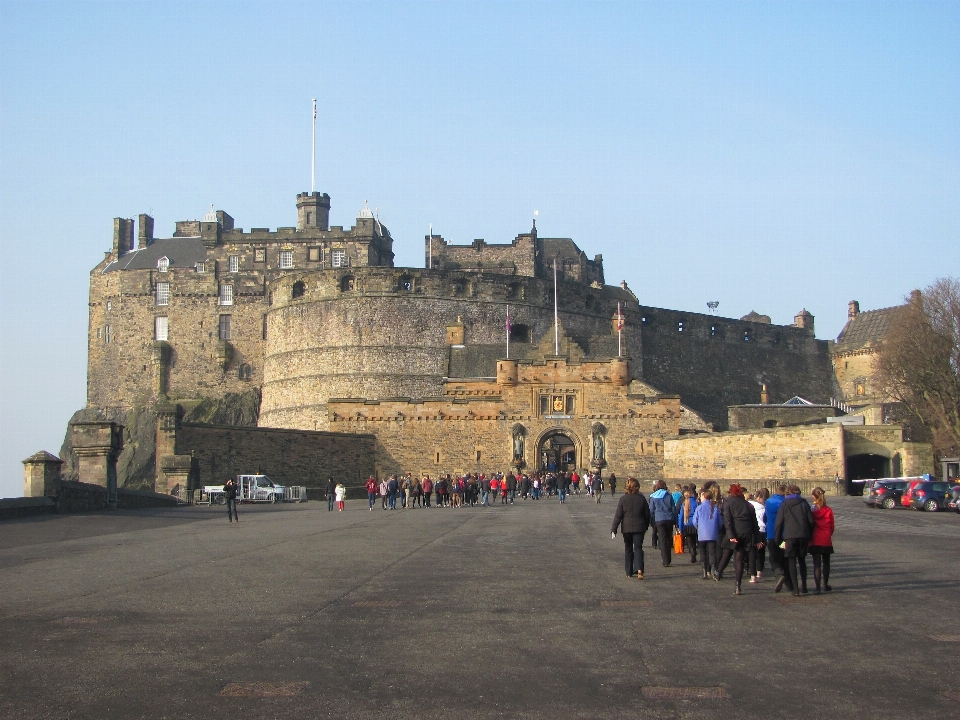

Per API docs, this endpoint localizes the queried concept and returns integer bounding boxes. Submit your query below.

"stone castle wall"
[260,268,642,431]
[174,423,376,490]
[637,306,839,429]
[664,425,847,481]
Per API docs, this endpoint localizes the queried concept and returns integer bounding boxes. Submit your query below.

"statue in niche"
[513,432,524,460]
[593,433,604,461]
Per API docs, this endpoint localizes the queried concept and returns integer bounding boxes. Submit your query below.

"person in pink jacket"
[809,487,835,594]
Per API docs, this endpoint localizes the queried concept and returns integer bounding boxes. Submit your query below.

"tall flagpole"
[617,302,623,357]
[311,99,317,193]
[506,305,511,359]
[428,223,433,269]
[553,258,559,355]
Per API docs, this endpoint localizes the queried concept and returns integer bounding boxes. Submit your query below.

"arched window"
[398,274,413,292]
[292,281,305,299]
[763,420,777,428]
[157,257,169,272]
[238,363,252,381]
[340,275,355,292]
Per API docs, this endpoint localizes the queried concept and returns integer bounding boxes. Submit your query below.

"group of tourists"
[611,479,835,596]
[350,470,620,511]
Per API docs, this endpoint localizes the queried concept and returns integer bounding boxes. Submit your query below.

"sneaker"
[756,571,763,579]
[637,571,644,580]
[749,576,757,583]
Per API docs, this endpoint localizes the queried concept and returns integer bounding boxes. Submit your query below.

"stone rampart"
[174,423,376,490]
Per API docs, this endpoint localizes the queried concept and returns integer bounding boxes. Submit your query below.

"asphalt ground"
[1,493,958,720]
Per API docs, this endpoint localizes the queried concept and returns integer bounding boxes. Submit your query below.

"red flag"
[616,302,624,332]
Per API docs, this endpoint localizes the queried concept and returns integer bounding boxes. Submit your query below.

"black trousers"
[655,522,674,566]
[699,541,717,574]
[622,532,646,575]
[767,539,792,589]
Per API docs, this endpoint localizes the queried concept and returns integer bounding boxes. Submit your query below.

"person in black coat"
[224,477,239,523]
[721,485,761,595]
[611,478,652,579]
[326,477,336,512]
[774,484,815,596]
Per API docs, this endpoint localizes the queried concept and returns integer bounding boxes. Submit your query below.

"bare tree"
[876,278,960,461]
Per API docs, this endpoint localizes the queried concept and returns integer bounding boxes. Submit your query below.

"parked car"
[906,482,952,512]
[947,486,960,512]
[900,476,935,508]
[865,480,908,509]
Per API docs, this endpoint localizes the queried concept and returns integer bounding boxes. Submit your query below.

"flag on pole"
[506,305,512,359]
[616,302,624,332]
[313,99,317,120]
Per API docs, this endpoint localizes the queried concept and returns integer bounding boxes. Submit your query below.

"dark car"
[901,477,934,508]
[946,485,960,513]
[865,480,908,509]
[907,482,952,512]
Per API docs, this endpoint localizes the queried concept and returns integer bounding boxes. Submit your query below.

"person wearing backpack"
[649,480,676,567]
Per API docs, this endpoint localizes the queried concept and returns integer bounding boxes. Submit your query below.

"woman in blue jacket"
[649,480,676,567]
[693,488,722,579]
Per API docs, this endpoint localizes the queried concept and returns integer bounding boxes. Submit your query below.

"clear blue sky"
[1,1,958,498]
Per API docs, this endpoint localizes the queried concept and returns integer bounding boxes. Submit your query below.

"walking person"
[335,481,346,511]
[402,474,412,509]
[611,478,652,579]
[649,480,676,567]
[774,485,814,596]
[595,472,603,504]
[608,474,617,496]
[379,478,388,510]
[693,488,721,579]
[326,477,336,512]
[677,486,698,564]
[224,477,239,523]
[387,475,399,510]
[721,485,761,595]
[747,489,768,579]
[366,476,378,511]
[809,487,835,593]
[765,485,791,591]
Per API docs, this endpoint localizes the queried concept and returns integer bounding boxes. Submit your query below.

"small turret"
[297,192,331,231]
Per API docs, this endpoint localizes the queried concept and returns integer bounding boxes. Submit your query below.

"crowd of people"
[348,469,618,511]
[316,469,836,598]
[612,479,835,596]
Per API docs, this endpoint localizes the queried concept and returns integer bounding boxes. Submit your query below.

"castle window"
[539,396,550,415]
[453,279,466,295]
[279,250,293,269]
[506,282,524,300]
[306,212,312,225]
[219,283,233,306]
[262,315,268,340]
[743,329,751,342]
[678,321,685,332]
[97,328,101,339]
[710,325,717,336]
[340,275,355,292]
[106,301,112,311]
[509,324,530,343]
[307,246,321,262]
[157,257,169,272]
[856,383,865,396]
[398,274,413,292]
[763,420,777,428]
[195,262,206,274]
[565,395,576,415]
[155,282,170,306]
[331,249,346,268]
[104,324,113,343]
[238,363,252,381]
[218,314,231,340]
[254,248,266,263]
[154,316,168,341]
[229,255,239,273]
[292,281,305,299]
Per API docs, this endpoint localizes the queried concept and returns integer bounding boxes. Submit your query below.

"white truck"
[201,475,285,504]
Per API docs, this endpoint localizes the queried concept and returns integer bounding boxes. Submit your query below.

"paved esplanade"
[1,496,958,719]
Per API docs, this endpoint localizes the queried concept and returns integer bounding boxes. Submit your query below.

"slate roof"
[540,238,583,260]
[102,237,208,273]
[834,306,901,353]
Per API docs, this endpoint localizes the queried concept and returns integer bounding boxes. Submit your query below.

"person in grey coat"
[611,478,652,579]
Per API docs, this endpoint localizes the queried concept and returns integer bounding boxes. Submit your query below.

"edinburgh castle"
[34,188,930,498]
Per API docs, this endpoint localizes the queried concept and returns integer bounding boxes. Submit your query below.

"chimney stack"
[760,383,769,405]
[138,214,154,249]
[112,218,134,257]
[848,300,860,319]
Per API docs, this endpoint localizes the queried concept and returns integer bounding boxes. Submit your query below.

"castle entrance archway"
[537,428,581,473]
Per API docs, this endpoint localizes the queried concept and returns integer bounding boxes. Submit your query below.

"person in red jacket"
[809,487,835,594]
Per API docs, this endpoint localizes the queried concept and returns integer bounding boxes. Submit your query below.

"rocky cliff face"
[58,390,261,489]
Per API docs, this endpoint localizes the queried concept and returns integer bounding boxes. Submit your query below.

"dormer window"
[157,257,169,272]
[195,262,206,274]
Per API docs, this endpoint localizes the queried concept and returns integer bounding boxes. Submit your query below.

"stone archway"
[536,428,582,473]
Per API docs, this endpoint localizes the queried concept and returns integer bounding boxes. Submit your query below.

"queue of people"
[612,480,836,596]
[349,469,620,511]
